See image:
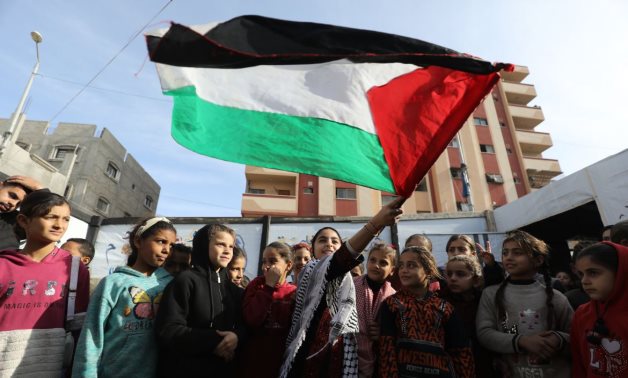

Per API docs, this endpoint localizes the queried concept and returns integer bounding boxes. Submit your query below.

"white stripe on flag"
[156,60,418,134]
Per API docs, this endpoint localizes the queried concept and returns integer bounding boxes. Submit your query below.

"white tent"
[494,149,628,232]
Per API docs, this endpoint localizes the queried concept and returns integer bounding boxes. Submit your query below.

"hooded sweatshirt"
[71,266,172,378]
[155,225,245,377]
[0,247,89,377]
[571,242,628,378]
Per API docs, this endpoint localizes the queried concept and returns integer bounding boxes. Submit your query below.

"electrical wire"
[49,0,173,121]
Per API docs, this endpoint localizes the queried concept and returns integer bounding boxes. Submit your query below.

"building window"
[336,188,356,199]
[144,196,153,210]
[473,117,489,126]
[16,141,30,151]
[450,167,463,179]
[513,177,521,184]
[96,197,110,214]
[51,146,76,160]
[486,173,504,184]
[480,144,495,153]
[277,189,291,196]
[500,121,506,127]
[63,184,73,198]
[105,162,120,181]
[415,178,428,192]
[248,188,265,194]
[381,195,397,205]
[303,187,314,194]
[131,184,136,191]
[448,136,460,148]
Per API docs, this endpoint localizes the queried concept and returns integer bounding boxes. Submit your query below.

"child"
[0,191,89,377]
[442,255,497,377]
[353,243,396,378]
[404,233,432,250]
[350,263,364,278]
[280,198,404,378]
[0,175,43,250]
[155,224,246,377]
[61,238,95,266]
[163,243,192,276]
[378,246,474,377]
[476,230,573,378]
[405,233,441,292]
[291,242,312,283]
[571,242,628,377]
[72,217,175,377]
[241,242,297,378]
[446,234,504,286]
[228,245,247,288]
[555,270,576,293]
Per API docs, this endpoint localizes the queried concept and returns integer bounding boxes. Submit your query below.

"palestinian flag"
[146,15,511,197]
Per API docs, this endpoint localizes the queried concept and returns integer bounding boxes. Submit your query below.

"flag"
[146,15,511,197]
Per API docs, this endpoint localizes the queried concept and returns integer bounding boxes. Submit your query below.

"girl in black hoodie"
[155,224,245,377]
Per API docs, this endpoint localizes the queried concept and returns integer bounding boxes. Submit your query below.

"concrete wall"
[4,118,160,218]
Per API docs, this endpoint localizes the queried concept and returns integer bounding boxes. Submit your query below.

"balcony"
[502,81,537,105]
[509,104,544,130]
[245,166,298,178]
[500,65,529,83]
[241,193,298,215]
[524,157,562,188]
[516,129,553,155]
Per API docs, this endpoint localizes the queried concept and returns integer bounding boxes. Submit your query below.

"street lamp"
[0,31,43,158]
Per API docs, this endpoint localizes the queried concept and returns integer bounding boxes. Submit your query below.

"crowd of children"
[1,175,628,377]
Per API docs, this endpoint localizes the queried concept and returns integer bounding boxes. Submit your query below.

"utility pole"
[0,31,43,158]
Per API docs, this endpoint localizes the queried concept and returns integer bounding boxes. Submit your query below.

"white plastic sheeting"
[494,149,628,232]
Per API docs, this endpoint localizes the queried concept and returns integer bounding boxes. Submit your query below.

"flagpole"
[457,132,474,211]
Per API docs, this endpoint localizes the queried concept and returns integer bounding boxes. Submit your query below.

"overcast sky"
[1,0,626,216]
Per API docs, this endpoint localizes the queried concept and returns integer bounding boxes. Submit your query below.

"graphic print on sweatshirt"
[1,278,66,310]
[588,336,628,377]
[127,286,163,319]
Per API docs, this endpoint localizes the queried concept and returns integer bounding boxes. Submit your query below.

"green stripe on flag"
[166,86,395,193]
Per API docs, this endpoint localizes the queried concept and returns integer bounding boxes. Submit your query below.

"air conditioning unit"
[486,174,504,184]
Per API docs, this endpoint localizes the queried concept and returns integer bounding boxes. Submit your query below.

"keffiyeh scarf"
[280,253,359,378]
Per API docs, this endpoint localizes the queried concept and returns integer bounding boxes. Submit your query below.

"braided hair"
[496,230,554,329]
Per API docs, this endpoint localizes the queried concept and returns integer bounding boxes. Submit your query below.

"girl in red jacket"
[572,242,628,377]
[241,241,296,378]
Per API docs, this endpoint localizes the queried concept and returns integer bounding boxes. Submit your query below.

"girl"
[555,270,576,293]
[476,230,573,378]
[405,233,441,292]
[292,242,312,283]
[228,245,247,288]
[280,197,404,378]
[571,242,628,377]
[446,234,504,287]
[0,191,89,377]
[442,255,497,377]
[404,233,432,250]
[378,246,474,377]
[155,223,246,377]
[241,242,297,378]
[353,243,396,377]
[72,217,176,377]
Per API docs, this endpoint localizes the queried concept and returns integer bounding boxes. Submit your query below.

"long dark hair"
[496,230,554,329]
[14,191,70,240]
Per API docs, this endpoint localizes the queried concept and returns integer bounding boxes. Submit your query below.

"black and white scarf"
[280,253,359,378]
